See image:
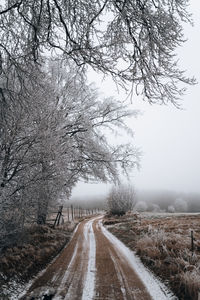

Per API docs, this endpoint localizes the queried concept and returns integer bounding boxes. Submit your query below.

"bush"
[174,198,188,212]
[135,201,148,212]
[107,184,136,216]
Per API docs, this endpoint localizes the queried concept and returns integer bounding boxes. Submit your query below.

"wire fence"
[47,205,104,227]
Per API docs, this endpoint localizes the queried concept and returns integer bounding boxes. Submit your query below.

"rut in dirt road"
[20,216,176,300]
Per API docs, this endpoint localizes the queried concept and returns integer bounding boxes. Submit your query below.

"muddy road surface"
[20,216,174,300]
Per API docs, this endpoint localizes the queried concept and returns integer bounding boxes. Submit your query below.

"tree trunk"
[37,196,48,225]
[37,159,49,225]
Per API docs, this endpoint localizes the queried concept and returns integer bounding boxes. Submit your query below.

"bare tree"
[107,184,136,216]
[0,0,195,104]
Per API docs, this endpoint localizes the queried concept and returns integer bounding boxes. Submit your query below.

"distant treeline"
[70,190,200,213]
[135,190,200,213]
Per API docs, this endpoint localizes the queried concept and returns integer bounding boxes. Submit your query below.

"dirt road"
[20,216,174,300]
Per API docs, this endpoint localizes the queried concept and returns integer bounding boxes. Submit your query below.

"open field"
[104,212,200,300]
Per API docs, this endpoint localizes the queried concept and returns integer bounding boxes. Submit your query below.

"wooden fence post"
[53,205,63,228]
[71,205,74,220]
[67,207,70,222]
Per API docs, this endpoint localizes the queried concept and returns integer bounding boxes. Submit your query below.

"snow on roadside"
[100,220,178,300]
[1,278,34,300]
[81,218,96,300]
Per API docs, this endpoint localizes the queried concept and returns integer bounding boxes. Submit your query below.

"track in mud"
[20,216,175,300]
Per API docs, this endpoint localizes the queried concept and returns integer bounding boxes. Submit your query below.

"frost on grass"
[105,213,200,300]
[136,228,200,299]
[181,270,200,299]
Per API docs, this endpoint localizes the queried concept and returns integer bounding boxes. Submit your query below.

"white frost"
[81,218,96,300]
[100,220,178,300]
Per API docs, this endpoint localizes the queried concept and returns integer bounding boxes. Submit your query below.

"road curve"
[20,216,173,300]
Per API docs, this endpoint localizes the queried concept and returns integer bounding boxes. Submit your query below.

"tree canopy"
[0,0,195,104]
[0,58,139,240]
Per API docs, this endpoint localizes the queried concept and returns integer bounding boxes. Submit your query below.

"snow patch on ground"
[1,279,34,300]
[81,218,96,300]
[100,220,178,300]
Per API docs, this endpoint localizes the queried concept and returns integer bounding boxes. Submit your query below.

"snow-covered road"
[20,216,176,300]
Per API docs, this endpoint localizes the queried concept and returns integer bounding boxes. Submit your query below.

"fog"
[71,0,200,202]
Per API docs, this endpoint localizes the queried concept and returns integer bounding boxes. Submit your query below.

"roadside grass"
[0,220,78,298]
[104,213,200,300]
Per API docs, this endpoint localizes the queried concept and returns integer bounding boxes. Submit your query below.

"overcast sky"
[72,0,200,198]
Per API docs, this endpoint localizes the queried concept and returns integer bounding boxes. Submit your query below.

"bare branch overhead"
[0,0,195,103]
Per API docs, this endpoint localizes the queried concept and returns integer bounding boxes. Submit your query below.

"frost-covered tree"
[174,198,188,212]
[151,203,161,213]
[135,200,148,212]
[168,205,175,213]
[36,60,140,223]
[0,0,195,104]
[107,184,136,216]
[0,59,140,247]
[0,68,44,244]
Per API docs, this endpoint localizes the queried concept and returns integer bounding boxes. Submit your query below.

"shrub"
[174,198,188,212]
[107,184,136,216]
[168,205,175,213]
[135,201,148,212]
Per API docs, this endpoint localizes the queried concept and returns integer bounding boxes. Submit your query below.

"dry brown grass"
[181,269,200,299]
[104,213,200,300]
[0,221,78,298]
